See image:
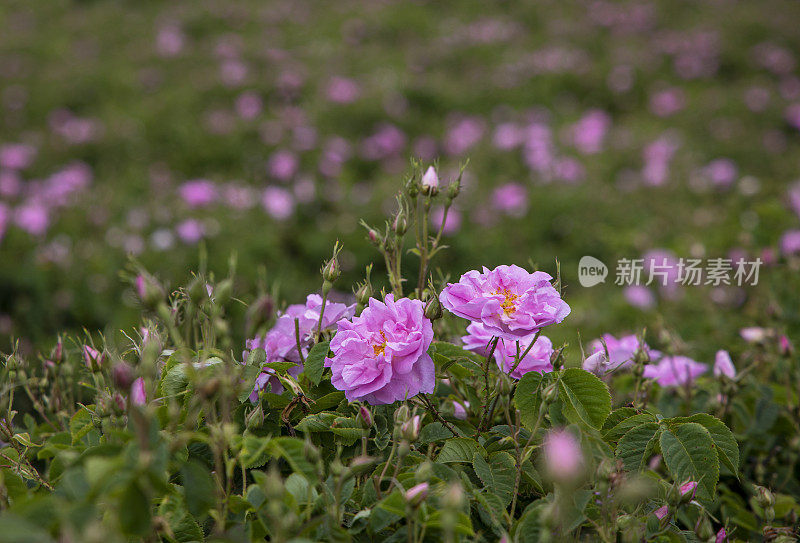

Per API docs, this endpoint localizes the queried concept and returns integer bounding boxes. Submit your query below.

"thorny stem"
[420,394,458,436]
[477,337,500,435]
[294,318,306,364]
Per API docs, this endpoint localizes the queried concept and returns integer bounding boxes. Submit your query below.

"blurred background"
[1,0,799,356]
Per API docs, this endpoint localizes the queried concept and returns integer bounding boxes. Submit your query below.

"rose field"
[1,1,800,542]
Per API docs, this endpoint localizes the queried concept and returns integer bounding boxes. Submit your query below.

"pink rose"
[325,294,434,404]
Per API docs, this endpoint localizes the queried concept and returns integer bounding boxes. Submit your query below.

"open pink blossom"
[543,429,583,480]
[246,294,354,401]
[462,322,553,379]
[585,334,660,374]
[325,294,434,405]
[713,350,736,379]
[440,264,570,341]
[643,355,707,386]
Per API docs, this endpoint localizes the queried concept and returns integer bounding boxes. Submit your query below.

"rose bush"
[0,164,797,543]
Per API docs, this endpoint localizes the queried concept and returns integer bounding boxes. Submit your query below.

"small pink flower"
[441,264,570,341]
[491,183,528,217]
[780,229,800,255]
[543,429,583,480]
[176,219,205,244]
[325,294,434,405]
[131,378,147,406]
[430,206,461,235]
[0,144,36,170]
[713,350,736,379]
[624,285,656,309]
[326,76,361,103]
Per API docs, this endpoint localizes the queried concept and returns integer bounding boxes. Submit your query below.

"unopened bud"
[245,295,275,337]
[322,257,340,284]
[246,404,265,430]
[394,404,411,425]
[755,485,775,509]
[400,415,421,442]
[355,281,373,308]
[393,214,408,235]
[201,377,221,399]
[83,346,105,372]
[215,278,233,306]
[679,480,698,503]
[779,335,793,356]
[424,294,443,321]
[447,181,461,201]
[421,166,439,196]
[187,276,207,304]
[112,362,135,391]
[357,405,373,428]
[53,339,63,364]
[405,482,428,506]
[542,383,558,405]
[442,483,464,508]
[694,515,714,540]
[136,274,164,309]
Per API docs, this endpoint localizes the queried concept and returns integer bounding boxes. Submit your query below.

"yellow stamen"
[372,331,387,357]
[494,288,519,316]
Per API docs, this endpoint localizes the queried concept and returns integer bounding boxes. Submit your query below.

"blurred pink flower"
[444,116,485,155]
[361,124,406,160]
[704,159,737,188]
[713,350,736,378]
[235,91,263,120]
[179,180,217,208]
[326,76,361,103]
[405,482,429,504]
[780,229,800,254]
[624,285,656,309]
[492,183,528,217]
[14,202,49,236]
[650,88,686,117]
[0,171,20,198]
[156,24,185,57]
[643,355,707,386]
[453,401,469,420]
[267,150,298,181]
[740,327,768,343]
[642,137,678,186]
[0,144,36,170]
[176,219,205,244]
[430,206,461,235]
[586,334,660,374]
[543,429,583,480]
[571,110,610,154]
[220,59,248,87]
[493,122,524,150]
[0,203,8,241]
[262,187,295,220]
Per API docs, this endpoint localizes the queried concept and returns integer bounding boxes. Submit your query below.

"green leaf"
[246,348,267,366]
[418,422,456,445]
[602,407,639,430]
[659,422,720,500]
[558,368,611,429]
[0,515,55,543]
[514,371,543,431]
[267,437,317,481]
[436,438,486,463]
[667,413,739,476]
[304,341,330,386]
[472,451,516,506]
[181,459,216,517]
[424,510,474,536]
[69,406,96,445]
[603,413,657,444]
[515,502,546,543]
[616,422,661,471]
[296,412,338,432]
[119,482,152,536]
